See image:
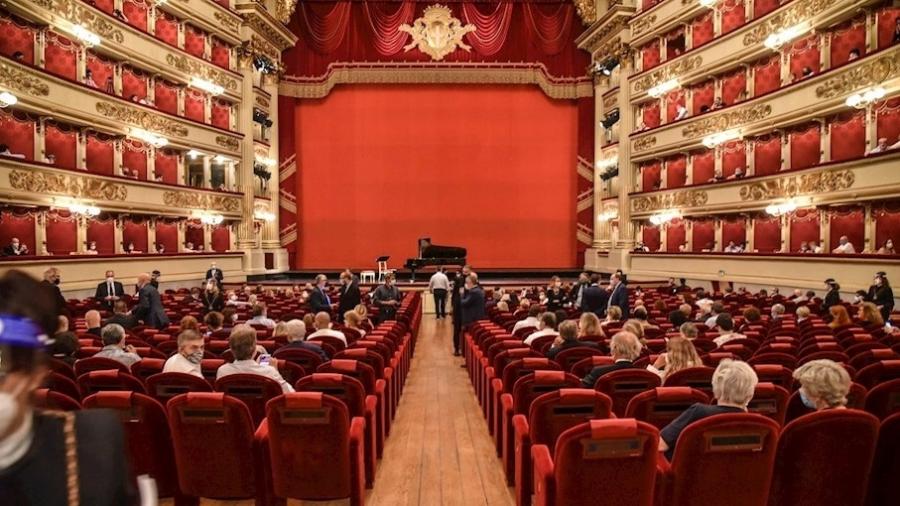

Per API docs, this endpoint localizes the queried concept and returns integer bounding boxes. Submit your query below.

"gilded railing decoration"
[581,16,629,53]
[742,0,841,46]
[276,0,300,24]
[215,135,241,152]
[0,62,50,97]
[633,190,709,212]
[52,0,125,44]
[166,54,239,92]
[573,0,597,25]
[95,102,189,137]
[739,170,855,200]
[815,53,900,99]
[633,136,657,152]
[214,12,242,33]
[633,56,703,93]
[682,104,772,138]
[163,191,241,212]
[9,169,128,201]
[632,15,657,38]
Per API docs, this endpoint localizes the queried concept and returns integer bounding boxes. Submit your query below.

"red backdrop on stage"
[292,84,577,269]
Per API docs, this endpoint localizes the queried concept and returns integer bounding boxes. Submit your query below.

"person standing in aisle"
[429,266,450,319]
[451,264,472,356]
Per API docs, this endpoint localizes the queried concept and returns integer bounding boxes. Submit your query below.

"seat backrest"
[73,356,129,376]
[83,391,178,497]
[595,369,663,417]
[624,387,710,429]
[747,352,797,369]
[866,412,900,506]
[669,413,780,506]
[130,358,165,382]
[334,349,385,379]
[752,364,794,390]
[43,372,83,401]
[307,335,347,352]
[528,389,613,453]
[553,419,659,506]
[166,392,257,499]
[214,373,284,427]
[32,388,82,411]
[493,348,543,377]
[770,409,879,506]
[77,370,146,396]
[663,366,716,396]
[863,378,900,420]
[145,372,212,404]
[294,373,367,418]
[265,392,354,499]
[784,382,868,424]
[316,359,377,395]
[747,383,790,425]
[273,347,326,372]
[570,356,615,378]
[552,347,606,373]
[856,360,900,388]
[511,371,582,415]
[500,358,562,393]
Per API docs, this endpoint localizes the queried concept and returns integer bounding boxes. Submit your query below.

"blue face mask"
[799,390,816,409]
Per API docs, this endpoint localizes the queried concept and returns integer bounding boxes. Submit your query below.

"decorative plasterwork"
[162,191,241,212]
[682,104,772,138]
[165,54,238,92]
[632,15,657,37]
[215,136,241,152]
[633,136,657,152]
[244,13,298,51]
[9,169,128,201]
[96,102,188,137]
[738,170,855,201]
[815,53,900,99]
[742,0,841,46]
[0,62,50,97]
[213,12,241,33]
[52,0,125,44]
[580,16,629,53]
[632,190,709,212]
[602,94,617,110]
[633,56,702,93]
[573,0,597,25]
[399,5,476,61]
[255,95,271,109]
[275,0,299,24]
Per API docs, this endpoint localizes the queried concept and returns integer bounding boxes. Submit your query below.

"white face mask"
[230,295,238,301]
[107,277,114,283]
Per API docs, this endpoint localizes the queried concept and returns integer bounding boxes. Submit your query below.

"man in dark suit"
[581,273,609,317]
[451,265,472,356]
[105,300,137,330]
[569,272,590,309]
[149,270,161,289]
[546,320,602,360]
[336,270,361,322]
[95,270,125,308]
[457,272,486,357]
[309,274,333,315]
[205,262,224,287]
[40,267,68,314]
[607,273,630,319]
[581,331,642,387]
[131,272,170,330]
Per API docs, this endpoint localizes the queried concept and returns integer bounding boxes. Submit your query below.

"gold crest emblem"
[399,4,476,61]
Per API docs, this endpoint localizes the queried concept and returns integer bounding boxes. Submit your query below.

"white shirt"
[704,315,719,328]
[163,353,202,378]
[216,359,294,393]
[249,316,276,328]
[429,271,450,291]
[307,328,348,345]
[812,245,824,253]
[513,316,540,334]
[523,328,559,345]
[713,332,745,347]
[832,242,856,254]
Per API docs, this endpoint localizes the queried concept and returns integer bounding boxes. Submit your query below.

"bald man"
[84,310,103,337]
[131,272,169,329]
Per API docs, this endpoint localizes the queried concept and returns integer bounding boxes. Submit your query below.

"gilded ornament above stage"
[399,4,476,61]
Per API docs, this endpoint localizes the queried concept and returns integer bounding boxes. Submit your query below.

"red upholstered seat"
[856,360,900,388]
[752,364,795,390]
[145,372,212,404]
[863,378,900,420]
[569,355,614,378]
[43,372,83,401]
[625,387,711,429]
[166,393,262,499]
[748,352,798,369]
[130,358,164,382]
[259,392,365,505]
[770,409,879,506]
[785,382,868,424]
[490,356,560,442]
[661,413,780,506]
[308,335,347,352]
[73,356,129,376]
[214,373,283,427]
[663,366,716,396]
[866,412,900,506]
[594,368,663,417]
[32,388,81,411]
[551,347,606,373]
[77,370,146,396]
[747,383,791,425]
[532,419,659,506]
[47,357,76,380]
[273,346,327,372]
[317,359,387,456]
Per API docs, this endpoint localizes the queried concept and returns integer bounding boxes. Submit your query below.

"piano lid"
[417,237,466,259]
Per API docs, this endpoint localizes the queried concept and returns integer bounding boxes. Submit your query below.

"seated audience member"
[727,167,746,180]
[809,240,824,253]
[711,97,724,110]
[796,305,811,324]
[249,303,276,328]
[877,239,895,255]
[604,305,623,324]
[204,311,225,336]
[0,143,27,159]
[678,303,693,321]
[713,314,746,346]
[634,242,650,252]
[578,312,604,338]
[703,302,725,328]
[307,311,347,345]
[832,236,856,254]
[858,302,885,328]
[724,241,742,253]
[659,360,757,459]
[496,301,510,312]
[895,17,900,44]
[94,323,141,368]
[84,310,103,337]
[47,331,79,366]
[162,330,204,378]
[523,312,559,345]
[648,337,702,383]
[84,241,98,254]
[798,241,811,253]
[848,48,861,61]
[868,137,889,155]
[581,331,642,387]
[105,300,137,330]
[828,305,853,329]
[737,306,762,332]
[547,320,602,360]
[674,104,689,121]
[354,303,374,329]
[793,359,850,411]
[216,324,294,393]
[695,300,713,324]
[852,290,868,304]
[669,309,688,328]
[344,310,367,338]
[41,153,56,165]
[513,304,542,334]
[281,319,330,361]
[770,303,786,324]
[3,237,29,256]
[622,320,645,342]
[632,306,659,331]
[220,307,238,329]
[179,315,201,334]
[679,322,699,340]
[155,243,166,254]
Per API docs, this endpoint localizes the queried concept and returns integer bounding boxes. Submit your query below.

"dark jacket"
[282,340,330,362]
[40,280,68,314]
[95,280,125,307]
[104,313,137,330]
[205,268,224,284]
[823,289,841,313]
[581,360,635,388]
[582,284,609,316]
[546,340,602,360]
[337,281,361,321]
[451,273,466,323]
[133,283,170,329]
[608,283,630,318]
[461,285,486,325]
[545,288,568,311]
[202,291,225,312]
[873,285,895,322]
[309,287,332,314]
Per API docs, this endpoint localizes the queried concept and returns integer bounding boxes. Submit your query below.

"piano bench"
[360,271,376,283]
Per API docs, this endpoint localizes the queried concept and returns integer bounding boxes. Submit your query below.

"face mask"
[186,351,203,364]
[232,314,238,322]
[53,278,60,285]
[0,392,19,437]
[230,295,238,301]
[853,296,862,303]
[799,390,816,409]
[107,277,114,283]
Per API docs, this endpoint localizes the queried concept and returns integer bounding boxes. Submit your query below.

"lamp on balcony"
[189,77,224,96]
[66,202,101,217]
[130,128,168,148]
[648,79,680,98]
[699,0,716,7]
[598,210,618,222]
[845,87,886,109]
[197,212,224,226]
[702,129,742,148]
[765,199,800,216]
[0,91,17,108]
[71,25,101,47]
[649,209,681,225]
[763,23,809,50]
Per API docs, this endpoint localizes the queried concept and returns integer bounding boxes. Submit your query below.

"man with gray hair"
[309,274,333,314]
[581,331,642,387]
[281,319,330,361]
[132,272,169,329]
[770,303,786,324]
[95,323,142,368]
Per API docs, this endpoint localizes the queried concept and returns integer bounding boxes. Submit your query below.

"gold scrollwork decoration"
[96,102,188,137]
[738,170,855,201]
[633,56,703,93]
[632,190,708,213]
[573,0,597,25]
[0,62,50,97]
[816,53,900,99]
[276,0,300,24]
[166,54,238,92]
[215,136,240,152]
[52,0,124,44]
[633,136,657,152]
[632,15,657,38]
[214,12,241,33]
[399,4,476,61]
[163,191,241,212]
[682,104,772,138]
[9,169,127,201]
[255,95,270,108]
[602,94,617,110]
[581,16,629,53]
[742,0,841,46]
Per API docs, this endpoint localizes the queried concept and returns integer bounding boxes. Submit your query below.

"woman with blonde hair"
[578,312,603,338]
[623,319,645,341]
[648,337,702,383]
[793,359,851,410]
[605,305,623,323]
[828,305,852,329]
[344,309,366,338]
[273,321,289,340]
[354,303,374,329]
[857,302,885,328]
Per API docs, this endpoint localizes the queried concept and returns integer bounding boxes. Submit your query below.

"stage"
[247,267,592,287]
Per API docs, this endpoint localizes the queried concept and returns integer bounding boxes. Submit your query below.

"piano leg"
[409,267,417,283]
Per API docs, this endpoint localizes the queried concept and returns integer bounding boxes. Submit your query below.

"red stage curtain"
[45,211,77,255]
[641,40,661,70]
[0,14,35,63]
[122,67,148,102]
[154,11,179,47]
[184,89,206,122]
[212,225,230,252]
[211,37,230,69]
[154,149,179,184]
[642,101,661,129]
[184,24,206,59]
[211,99,230,130]
[753,55,781,97]
[720,0,746,35]
[790,123,821,170]
[789,209,820,252]
[0,109,35,160]
[154,80,179,115]
[789,35,821,81]
[123,0,149,32]
[874,202,900,252]
[721,69,746,105]
[87,217,115,254]
[753,216,782,253]
[828,207,864,252]
[829,111,865,162]
[753,134,781,175]
[185,223,204,249]
[642,225,661,252]
[722,219,747,247]
[666,155,687,189]
[44,32,78,81]
[692,80,714,113]
[122,139,148,179]
[93,0,114,16]
[522,2,574,56]
[122,217,148,253]
[641,161,662,191]
[154,221,178,252]
[0,209,36,255]
[877,7,900,50]
[692,12,714,48]
[692,220,716,251]
[364,0,417,55]
[86,51,115,94]
[876,98,900,145]
[85,133,115,175]
[666,220,686,252]
[44,122,77,169]
[691,149,715,183]
[830,18,866,68]
[297,0,353,54]
[753,0,779,18]
[666,90,686,123]
[722,140,746,177]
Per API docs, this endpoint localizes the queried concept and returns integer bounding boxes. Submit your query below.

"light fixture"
[67,202,101,216]
[197,212,224,226]
[187,149,203,159]
[648,79,679,98]
[254,209,275,222]
[0,91,17,108]
[763,23,809,50]
[190,77,224,96]
[598,210,618,222]
[845,87,886,109]
[596,157,617,170]
[699,0,716,7]
[765,200,799,216]
[213,154,229,163]
[71,24,101,47]
[702,129,742,149]
[130,128,168,148]
[255,156,276,167]
[649,209,682,226]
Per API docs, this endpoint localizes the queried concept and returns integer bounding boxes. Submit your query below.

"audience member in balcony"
[217,324,294,393]
[201,280,224,313]
[184,241,195,252]
[307,311,347,345]
[40,153,55,165]
[635,121,649,132]
[868,137,890,155]
[894,18,900,44]
[11,50,24,61]
[581,331,642,387]
[112,8,128,22]
[809,240,824,253]
[105,300,137,330]
[281,319,330,361]
[84,69,98,88]
[876,239,895,255]
[82,241,98,255]
[828,305,853,330]
[95,323,141,368]
[870,271,894,323]
[798,241,811,253]
[2,237,29,256]
[0,144,26,159]
[831,235,856,254]
[162,330,204,378]
[711,97,724,111]
[658,359,757,460]
[105,76,114,94]
[132,272,169,329]
[248,303,276,329]
[796,305,811,324]
[727,167,745,180]
[513,304,542,334]
[547,320,601,360]
[196,244,205,252]
[848,48,861,61]
[84,310,102,337]
[523,312,558,345]
[648,337,702,383]
[674,104,689,121]
[713,314,746,347]
[724,240,742,253]
[634,242,650,252]
[48,330,80,366]
[793,359,850,411]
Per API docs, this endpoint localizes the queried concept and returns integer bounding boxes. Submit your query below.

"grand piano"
[404,238,467,282]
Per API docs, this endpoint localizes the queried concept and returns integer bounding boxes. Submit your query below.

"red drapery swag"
[874,202,900,251]
[692,80,714,113]
[44,122,78,169]
[85,133,115,175]
[0,209,37,254]
[44,32,79,81]
[122,217,149,252]
[692,12,714,48]
[642,101,661,129]
[86,52,115,94]
[691,149,715,183]
[828,207,865,251]
[692,220,716,251]
[185,223,204,248]
[155,80,179,115]
[753,0,779,18]
[154,149,179,184]
[721,69,746,106]
[829,111,866,162]
[666,220,686,252]
[122,139,148,179]
[94,0,114,16]
[753,216,782,253]
[211,100,231,130]
[721,219,747,247]
[123,0,149,32]
[184,24,207,59]
[211,37,231,69]
[789,209,820,252]
[155,10,179,46]
[788,34,821,81]
[641,40,661,71]
[753,55,781,97]
[0,109,35,160]
[154,221,178,252]
[122,67,148,102]
[752,134,781,175]
[719,0,746,35]
[666,90,685,123]
[184,89,206,122]
[212,225,230,252]
[0,14,36,63]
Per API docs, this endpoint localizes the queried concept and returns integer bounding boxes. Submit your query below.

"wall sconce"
[598,210,618,222]
[213,154,230,163]
[596,157,617,170]
[190,77,224,96]
[702,129,742,148]
[648,79,679,98]
[765,200,799,216]
[255,156,276,167]
[254,209,275,222]
[187,149,203,159]
[197,212,224,225]
[71,24,101,47]
[699,0,716,7]
[845,87,886,109]
[649,209,681,225]
[130,128,168,148]
[764,23,809,50]
[67,202,101,216]
[0,91,17,108]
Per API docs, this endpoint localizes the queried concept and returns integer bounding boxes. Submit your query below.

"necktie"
[323,289,331,306]
[109,281,114,296]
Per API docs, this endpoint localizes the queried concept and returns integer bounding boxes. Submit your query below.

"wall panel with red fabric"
[874,202,900,251]
[122,218,149,253]
[87,218,115,254]
[828,207,864,251]
[0,13,36,63]
[212,225,230,252]
[666,155,687,189]
[666,220,687,252]
[45,211,77,255]
[691,220,716,252]
[185,223,204,249]
[642,225,661,252]
[86,134,115,175]
[753,216,781,253]
[154,221,178,252]
[721,219,746,247]
[691,149,714,183]
[0,109,35,160]
[789,210,820,252]
[0,209,36,254]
